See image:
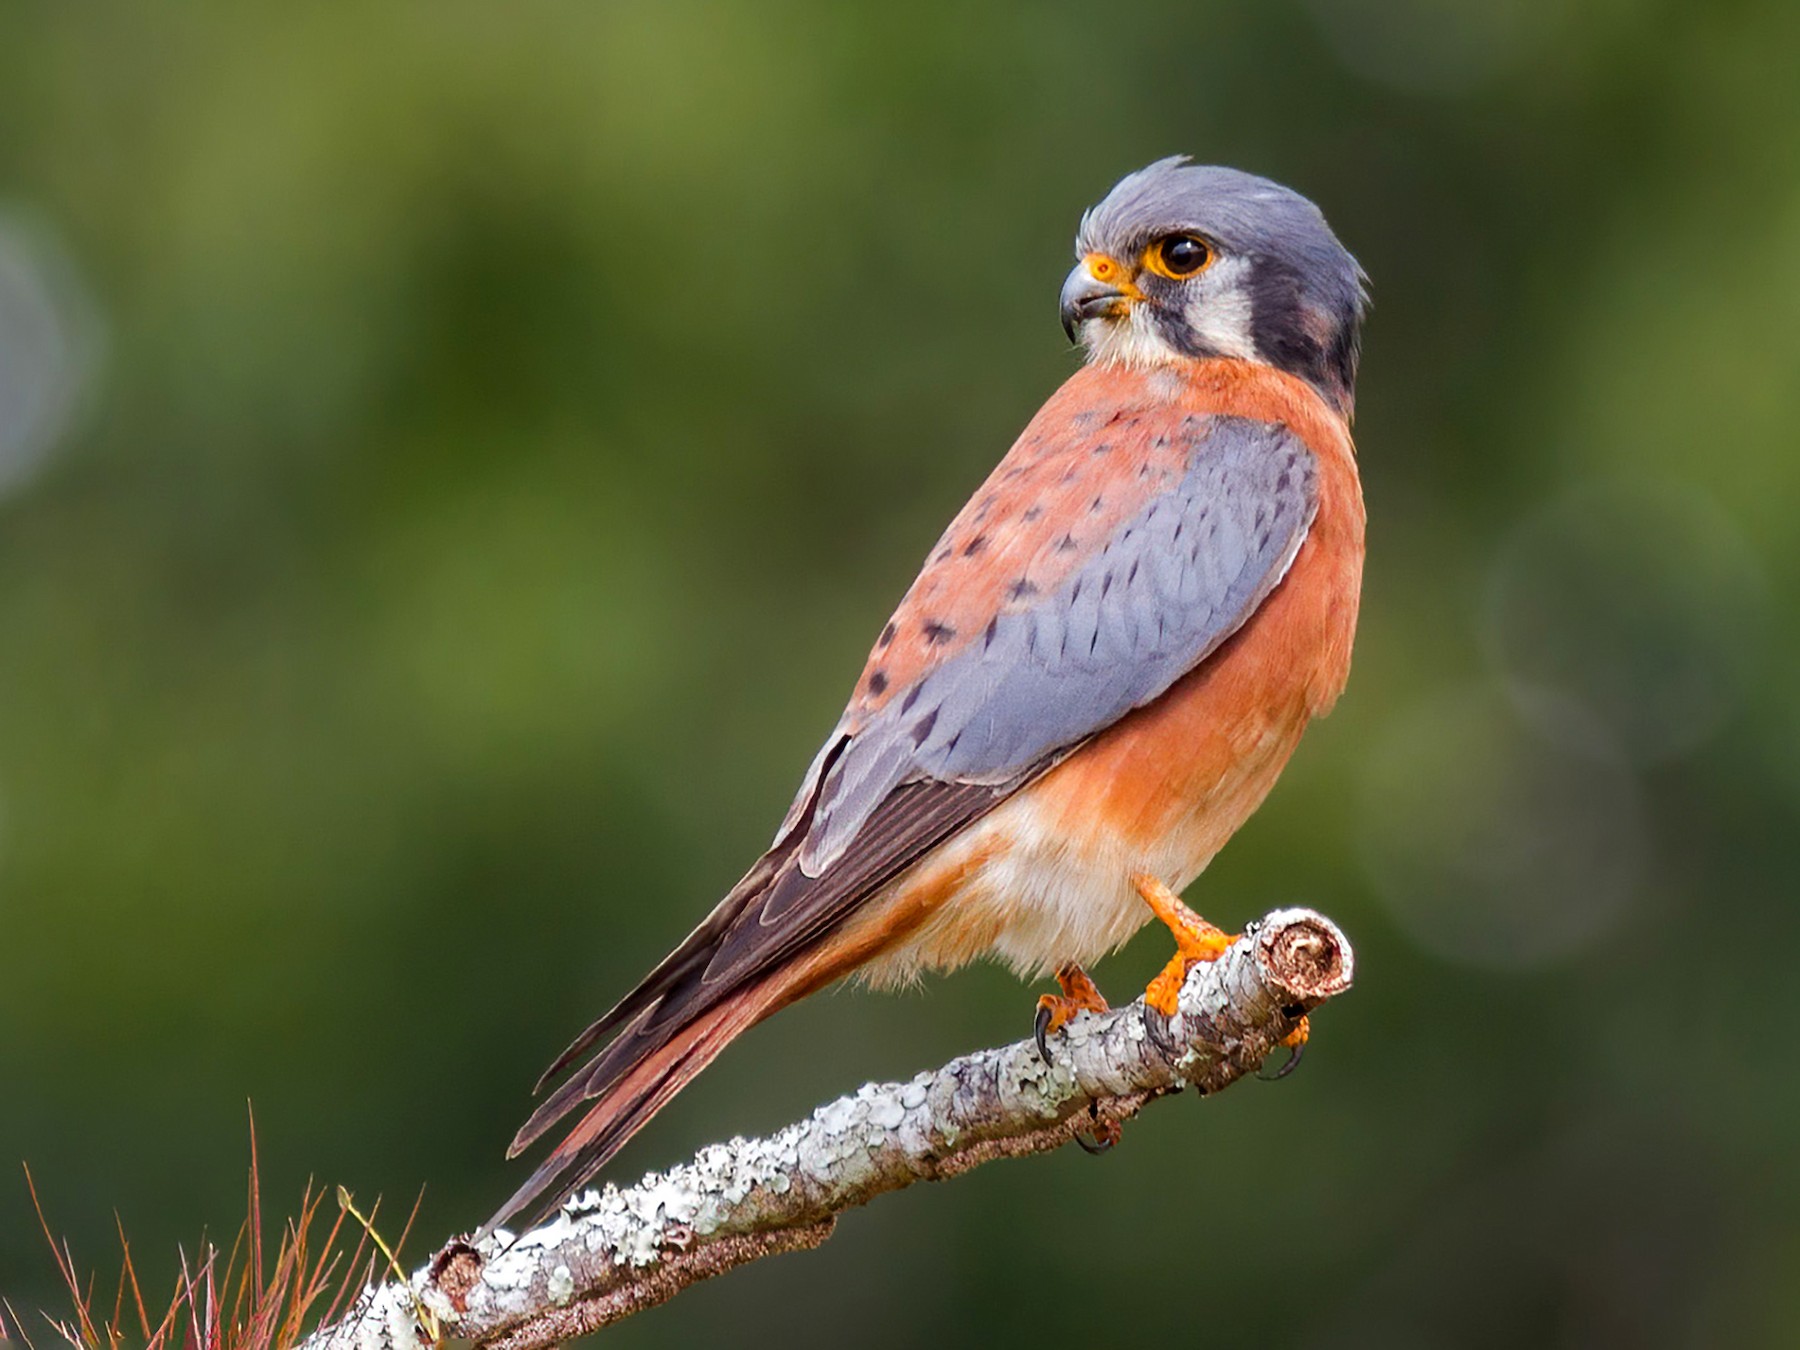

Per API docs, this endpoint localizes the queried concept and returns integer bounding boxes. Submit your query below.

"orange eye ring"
[1142,233,1213,280]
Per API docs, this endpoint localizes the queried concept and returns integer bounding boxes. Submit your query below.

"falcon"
[486,157,1368,1233]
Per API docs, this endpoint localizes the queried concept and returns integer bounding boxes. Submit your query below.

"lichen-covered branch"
[309,907,1352,1350]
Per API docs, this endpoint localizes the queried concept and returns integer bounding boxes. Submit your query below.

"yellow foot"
[1033,966,1127,1154]
[1034,962,1110,1065]
[1133,872,1237,1019]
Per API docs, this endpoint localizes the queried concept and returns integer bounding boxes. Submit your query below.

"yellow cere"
[1081,252,1146,301]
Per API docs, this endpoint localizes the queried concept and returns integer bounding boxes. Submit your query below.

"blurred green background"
[2,3,1797,1346]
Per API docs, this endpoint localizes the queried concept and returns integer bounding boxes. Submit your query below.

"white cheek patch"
[1180,256,1259,361]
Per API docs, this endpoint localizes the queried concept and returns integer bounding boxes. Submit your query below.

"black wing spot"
[878,621,897,649]
[1008,578,1039,602]
[934,547,952,564]
[1090,495,1105,513]
[923,620,957,646]
[962,534,988,557]
[1092,442,1112,455]
[1022,504,1045,522]
[910,708,939,747]
[867,669,889,697]
[1056,532,1080,553]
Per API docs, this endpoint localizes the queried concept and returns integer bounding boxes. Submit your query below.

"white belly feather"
[855,789,1215,988]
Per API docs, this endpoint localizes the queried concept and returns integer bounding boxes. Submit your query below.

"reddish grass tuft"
[7,1111,421,1350]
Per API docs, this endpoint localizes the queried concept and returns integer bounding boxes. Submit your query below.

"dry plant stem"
[310,907,1352,1350]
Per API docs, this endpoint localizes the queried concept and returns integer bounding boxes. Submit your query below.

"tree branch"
[310,907,1353,1350]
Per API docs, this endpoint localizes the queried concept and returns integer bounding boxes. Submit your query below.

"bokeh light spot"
[1483,479,1768,766]
[1359,684,1646,970]
[0,210,102,500]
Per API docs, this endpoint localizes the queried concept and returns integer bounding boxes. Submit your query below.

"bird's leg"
[1033,964,1124,1153]
[1135,873,1236,1055]
[1034,962,1110,1065]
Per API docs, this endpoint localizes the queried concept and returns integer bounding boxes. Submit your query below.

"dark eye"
[1149,234,1212,279]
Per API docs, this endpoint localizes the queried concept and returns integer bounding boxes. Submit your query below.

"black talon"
[1141,1002,1177,1059]
[1258,1038,1306,1081]
[1074,1101,1117,1154]
[1074,1129,1115,1155]
[1034,1003,1054,1065]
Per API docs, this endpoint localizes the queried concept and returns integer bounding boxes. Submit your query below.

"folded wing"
[486,410,1318,1234]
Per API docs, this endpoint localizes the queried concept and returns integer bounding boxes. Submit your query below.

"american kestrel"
[487,157,1368,1233]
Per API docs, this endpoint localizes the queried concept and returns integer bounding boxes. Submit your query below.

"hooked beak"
[1059,255,1142,343]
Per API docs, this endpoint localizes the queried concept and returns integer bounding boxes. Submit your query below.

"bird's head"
[1061,158,1368,416]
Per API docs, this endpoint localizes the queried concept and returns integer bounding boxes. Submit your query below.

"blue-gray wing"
[802,415,1318,873]
[498,414,1321,1229]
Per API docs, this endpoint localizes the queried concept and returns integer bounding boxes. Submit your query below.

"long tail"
[479,971,799,1239]
[481,770,1014,1238]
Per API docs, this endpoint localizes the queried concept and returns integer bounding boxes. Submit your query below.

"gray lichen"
[307,907,1351,1350]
